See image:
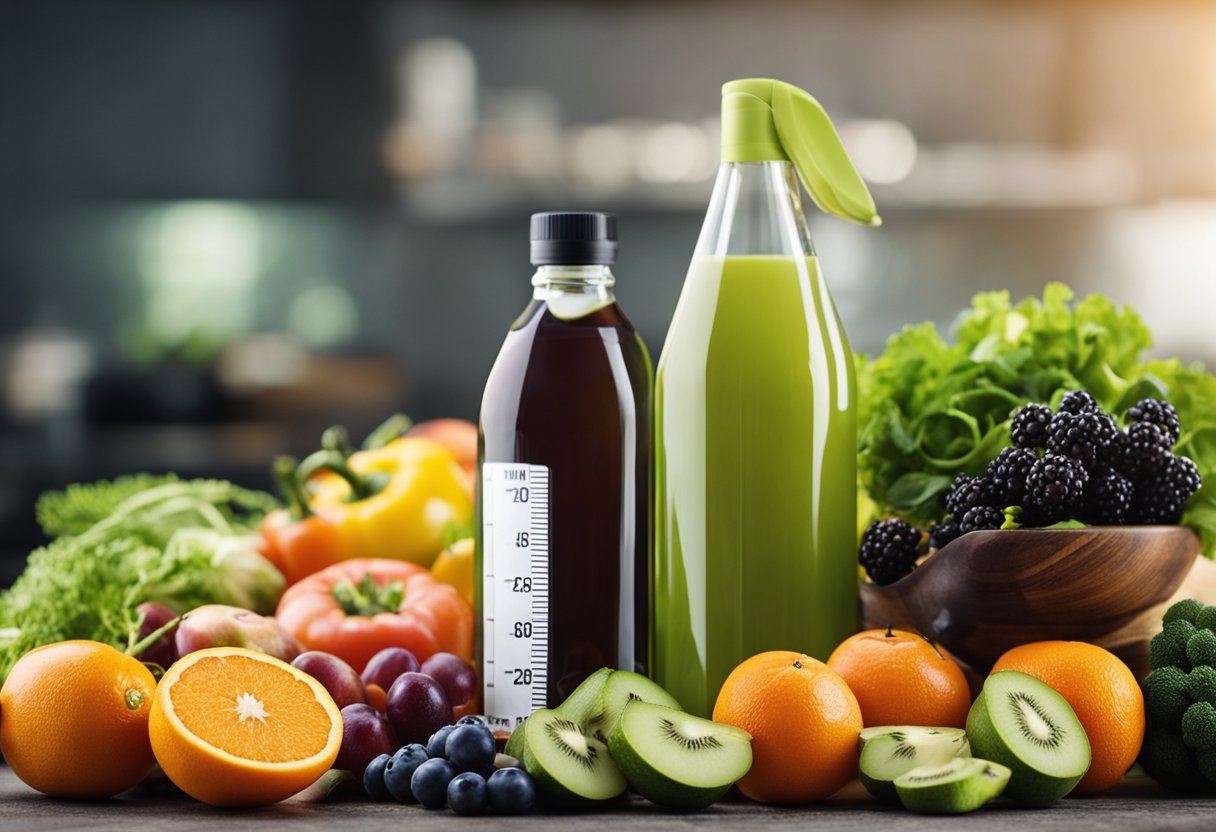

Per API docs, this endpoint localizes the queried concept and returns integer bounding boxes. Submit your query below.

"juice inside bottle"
[654,80,878,717]
[478,213,652,730]
[655,249,856,717]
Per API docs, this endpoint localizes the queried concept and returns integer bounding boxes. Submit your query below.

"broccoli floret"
[1146,667,1190,730]
[1152,620,1197,670]
[1190,630,1216,668]
[1197,605,1216,632]
[1166,599,1205,626]
[1144,731,1207,792]
[1199,750,1216,784]
[1182,702,1216,751]
[1186,667,1216,706]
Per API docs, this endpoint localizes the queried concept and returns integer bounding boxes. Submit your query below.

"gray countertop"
[1,767,1212,832]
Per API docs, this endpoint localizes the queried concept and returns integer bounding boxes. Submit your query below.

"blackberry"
[929,521,962,550]
[1135,455,1202,525]
[1082,467,1135,525]
[986,447,1037,505]
[1025,454,1090,523]
[944,475,995,519]
[1120,421,1174,478]
[1059,390,1099,415]
[1127,398,1181,446]
[1045,411,1119,470]
[1010,403,1054,450]
[960,505,1005,533]
[859,519,921,585]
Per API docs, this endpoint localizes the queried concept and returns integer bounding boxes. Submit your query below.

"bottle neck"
[531,264,616,320]
[695,160,816,259]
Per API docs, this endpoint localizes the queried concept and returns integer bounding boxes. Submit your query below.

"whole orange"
[713,651,862,803]
[0,640,157,798]
[992,640,1143,794]
[827,627,970,729]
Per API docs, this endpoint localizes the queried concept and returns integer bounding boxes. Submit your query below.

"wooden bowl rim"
[862,524,1202,596]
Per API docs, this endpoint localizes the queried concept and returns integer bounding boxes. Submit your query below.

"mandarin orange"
[0,640,157,799]
[827,627,970,729]
[713,651,862,803]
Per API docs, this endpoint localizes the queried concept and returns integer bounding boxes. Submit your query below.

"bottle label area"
[481,463,551,731]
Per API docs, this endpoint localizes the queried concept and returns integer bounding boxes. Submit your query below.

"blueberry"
[487,767,536,814]
[383,743,430,803]
[411,758,457,809]
[363,753,393,801]
[427,724,456,758]
[445,724,498,773]
[447,771,488,816]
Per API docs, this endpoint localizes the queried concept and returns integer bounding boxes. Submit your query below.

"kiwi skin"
[966,683,1089,806]
[503,722,529,762]
[894,758,1011,814]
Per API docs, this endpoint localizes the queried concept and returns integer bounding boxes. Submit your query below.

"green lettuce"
[857,283,1216,558]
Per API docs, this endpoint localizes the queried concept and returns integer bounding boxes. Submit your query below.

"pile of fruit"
[860,394,1204,585]
[1,598,1205,815]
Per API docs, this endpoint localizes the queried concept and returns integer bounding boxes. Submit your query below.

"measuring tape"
[481,463,550,731]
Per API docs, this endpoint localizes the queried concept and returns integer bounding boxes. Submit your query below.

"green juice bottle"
[654,79,881,717]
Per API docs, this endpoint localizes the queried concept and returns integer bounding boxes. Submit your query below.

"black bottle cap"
[529,212,618,266]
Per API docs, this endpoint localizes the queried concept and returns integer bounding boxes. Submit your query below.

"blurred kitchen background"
[2,0,1215,585]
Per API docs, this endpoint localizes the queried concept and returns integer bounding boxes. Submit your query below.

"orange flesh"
[171,654,333,763]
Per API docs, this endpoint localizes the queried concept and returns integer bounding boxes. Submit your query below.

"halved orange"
[149,647,343,807]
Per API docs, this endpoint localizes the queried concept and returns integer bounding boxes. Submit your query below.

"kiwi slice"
[503,721,529,762]
[554,667,612,729]
[520,708,626,808]
[894,757,1011,814]
[858,726,971,803]
[966,670,1091,805]
[588,670,682,740]
[608,701,752,810]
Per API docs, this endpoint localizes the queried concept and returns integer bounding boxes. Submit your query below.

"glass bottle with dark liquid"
[477,212,652,732]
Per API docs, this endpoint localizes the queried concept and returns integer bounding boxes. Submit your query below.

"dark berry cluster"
[859,393,1202,584]
[858,519,921,585]
[956,394,1199,528]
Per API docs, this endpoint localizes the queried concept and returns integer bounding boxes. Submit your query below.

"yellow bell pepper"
[300,425,472,568]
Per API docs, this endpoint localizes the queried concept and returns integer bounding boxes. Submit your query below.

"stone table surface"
[1,767,1213,832]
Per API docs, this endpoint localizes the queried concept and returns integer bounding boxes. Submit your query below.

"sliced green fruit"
[520,708,626,808]
[857,726,971,803]
[894,757,1011,814]
[503,723,529,762]
[607,701,752,810]
[589,670,682,740]
[554,667,612,729]
[966,670,1091,805]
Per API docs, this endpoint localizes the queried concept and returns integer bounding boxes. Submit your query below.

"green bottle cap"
[722,78,880,227]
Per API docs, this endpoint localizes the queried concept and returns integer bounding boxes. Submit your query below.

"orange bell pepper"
[275,558,473,672]
[260,456,346,586]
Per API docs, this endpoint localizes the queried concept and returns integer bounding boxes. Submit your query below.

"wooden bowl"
[859,527,1212,681]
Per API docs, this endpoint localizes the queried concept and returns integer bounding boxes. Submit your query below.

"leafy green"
[0,477,282,682]
[36,473,181,536]
[857,283,1216,557]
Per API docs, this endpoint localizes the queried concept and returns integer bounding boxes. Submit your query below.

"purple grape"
[335,704,399,779]
[292,651,367,709]
[362,647,421,691]
[133,602,178,668]
[420,652,477,709]
[386,671,453,745]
